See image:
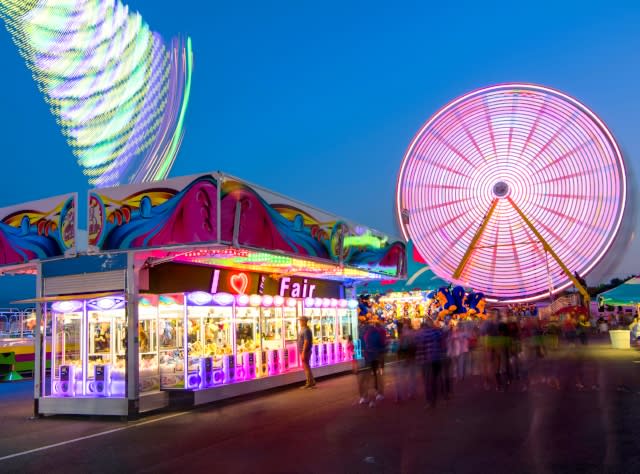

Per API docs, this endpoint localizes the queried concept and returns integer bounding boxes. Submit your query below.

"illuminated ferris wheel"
[396,84,627,302]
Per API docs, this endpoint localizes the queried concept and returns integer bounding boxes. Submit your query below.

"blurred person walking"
[394,318,417,402]
[416,318,445,409]
[298,316,316,389]
[362,318,386,407]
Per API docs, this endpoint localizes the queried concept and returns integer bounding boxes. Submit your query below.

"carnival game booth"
[22,172,405,417]
[357,240,449,325]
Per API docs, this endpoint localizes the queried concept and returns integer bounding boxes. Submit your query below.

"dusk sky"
[0,0,638,300]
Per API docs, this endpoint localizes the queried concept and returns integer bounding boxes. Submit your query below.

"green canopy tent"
[358,240,449,295]
[598,277,640,306]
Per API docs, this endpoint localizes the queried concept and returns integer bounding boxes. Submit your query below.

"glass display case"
[46,295,127,398]
[158,294,185,389]
[185,291,234,388]
[236,304,261,379]
[320,307,337,365]
[138,295,160,393]
[49,300,83,397]
[86,296,126,397]
[258,304,282,376]
[283,303,299,368]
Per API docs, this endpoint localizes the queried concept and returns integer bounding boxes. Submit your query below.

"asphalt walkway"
[1,342,639,474]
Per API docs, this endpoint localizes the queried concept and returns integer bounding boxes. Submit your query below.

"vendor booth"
[3,172,405,417]
[598,277,640,309]
[598,277,640,349]
[357,240,448,324]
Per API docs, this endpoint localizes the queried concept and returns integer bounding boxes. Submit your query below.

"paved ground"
[1,341,640,474]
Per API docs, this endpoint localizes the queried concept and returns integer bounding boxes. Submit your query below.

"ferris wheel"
[396,83,627,302]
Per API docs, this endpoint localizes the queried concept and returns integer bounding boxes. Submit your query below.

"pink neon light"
[236,294,250,306]
[261,295,274,307]
[304,297,315,308]
[249,294,262,307]
[273,295,284,307]
[285,297,297,308]
[395,83,627,302]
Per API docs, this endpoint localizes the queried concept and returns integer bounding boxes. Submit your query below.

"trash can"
[609,330,631,349]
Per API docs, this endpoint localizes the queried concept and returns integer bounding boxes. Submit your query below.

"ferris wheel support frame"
[507,197,590,306]
[451,195,591,306]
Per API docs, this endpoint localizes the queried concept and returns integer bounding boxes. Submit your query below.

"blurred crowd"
[353,308,609,409]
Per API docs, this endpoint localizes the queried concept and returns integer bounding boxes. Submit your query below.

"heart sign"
[230,273,249,294]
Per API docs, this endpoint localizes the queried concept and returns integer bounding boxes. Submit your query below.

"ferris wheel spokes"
[452,198,498,280]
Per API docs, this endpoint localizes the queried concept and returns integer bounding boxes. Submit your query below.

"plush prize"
[466,291,487,319]
[430,286,458,318]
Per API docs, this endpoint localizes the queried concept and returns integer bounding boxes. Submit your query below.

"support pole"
[126,252,140,419]
[453,198,499,280]
[507,197,591,306]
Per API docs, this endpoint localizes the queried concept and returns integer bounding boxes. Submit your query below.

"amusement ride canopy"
[396,83,627,302]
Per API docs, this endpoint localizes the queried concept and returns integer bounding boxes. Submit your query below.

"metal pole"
[544,249,554,302]
[33,264,43,416]
[126,252,140,418]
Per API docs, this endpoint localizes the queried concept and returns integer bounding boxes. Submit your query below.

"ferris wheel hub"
[492,181,510,198]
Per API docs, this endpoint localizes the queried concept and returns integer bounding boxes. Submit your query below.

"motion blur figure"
[394,318,417,402]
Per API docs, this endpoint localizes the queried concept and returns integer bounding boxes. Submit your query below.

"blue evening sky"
[0,0,638,302]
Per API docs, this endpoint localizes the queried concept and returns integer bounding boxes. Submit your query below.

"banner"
[88,173,218,251]
[0,193,77,267]
[88,172,405,277]
[220,174,405,277]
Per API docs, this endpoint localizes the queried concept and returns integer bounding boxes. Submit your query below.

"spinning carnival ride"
[0,0,193,187]
[396,84,627,303]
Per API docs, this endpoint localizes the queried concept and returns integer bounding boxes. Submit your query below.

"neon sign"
[278,277,316,298]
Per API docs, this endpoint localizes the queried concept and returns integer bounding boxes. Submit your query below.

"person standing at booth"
[298,316,316,389]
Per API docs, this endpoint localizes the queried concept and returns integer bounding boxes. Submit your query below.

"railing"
[0,309,37,338]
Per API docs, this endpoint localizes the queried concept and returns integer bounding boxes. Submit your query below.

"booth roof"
[598,277,640,306]
[136,245,390,282]
[12,291,122,304]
